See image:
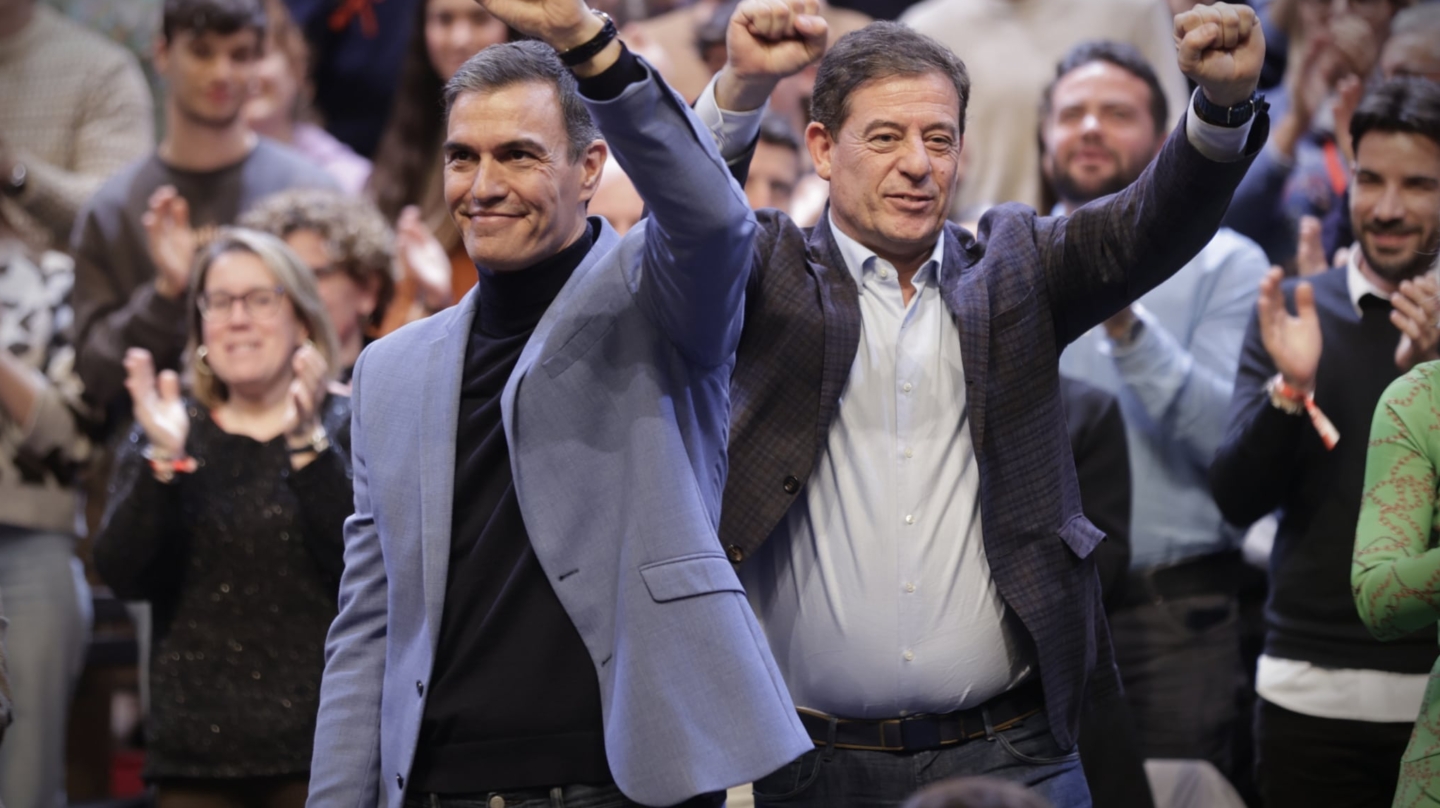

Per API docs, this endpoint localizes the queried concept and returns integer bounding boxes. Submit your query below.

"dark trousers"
[155,775,308,808]
[405,784,724,808]
[1111,590,1242,777]
[1255,698,1412,808]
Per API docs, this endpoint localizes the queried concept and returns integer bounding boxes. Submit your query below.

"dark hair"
[239,189,398,330]
[810,22,970,135]
[1350,75,1440,154]
[161,0,266,44]
[366,0,450,224]
[444,40,602,163]
[1040,40,1168,135]
[758,114,801,154]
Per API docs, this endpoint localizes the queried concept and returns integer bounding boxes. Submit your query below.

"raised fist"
[1174,2,1265,107]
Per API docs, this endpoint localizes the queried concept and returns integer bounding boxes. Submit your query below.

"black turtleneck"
[409,222,611,793]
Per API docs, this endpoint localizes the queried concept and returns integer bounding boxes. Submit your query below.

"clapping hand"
[1174,2,1265,108]
[124,348,189,456]
[1390,274,1440,374]
[282,342,329,450]
[1257,268,1322,393]
[143,186,197,300]
[397,206,454,314]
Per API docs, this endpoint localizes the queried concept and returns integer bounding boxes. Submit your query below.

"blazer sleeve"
[1353,367,1440,641]
[310,351,387,807]
[1040,113,1268,349]
[582,55,755,369]
[1061,376,1133,606]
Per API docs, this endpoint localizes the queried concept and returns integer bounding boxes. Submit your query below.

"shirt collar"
[1346,243,1389,316]
[827,210,946,289]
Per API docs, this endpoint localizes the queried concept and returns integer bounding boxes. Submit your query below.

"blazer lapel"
[804,212,862,451]
[419,288,475,649]
[939,226,989,450]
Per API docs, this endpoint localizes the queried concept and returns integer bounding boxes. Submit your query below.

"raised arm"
[1045,2,1267,346]
[1353,366,1440,641]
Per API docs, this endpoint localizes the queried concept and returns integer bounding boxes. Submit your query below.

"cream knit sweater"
[0,6,153,251]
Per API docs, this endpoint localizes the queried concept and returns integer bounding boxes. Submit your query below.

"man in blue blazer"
[307,2,827,806]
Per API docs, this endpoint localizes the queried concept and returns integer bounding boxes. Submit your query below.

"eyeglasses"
[197,286,287,322]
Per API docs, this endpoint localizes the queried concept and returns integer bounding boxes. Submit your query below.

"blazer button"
[396,774,404,790]
[782,475,800,494]
[416,680,424,697]
[727,544,745,563]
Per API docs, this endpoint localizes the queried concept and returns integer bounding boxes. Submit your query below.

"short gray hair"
[443,39,602,163]
[810,22,970,136]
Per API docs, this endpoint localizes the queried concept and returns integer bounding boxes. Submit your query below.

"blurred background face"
[1349,130,1440,284]
[158,28,262,128]
[588,157,645,235]
[424,0,508,83]
[1381,31,1440,81]
[282,228,376,349]
[745,140,802,213]
[200,250,308,396]
[245,42,300,131]
[1041,61,1162,207]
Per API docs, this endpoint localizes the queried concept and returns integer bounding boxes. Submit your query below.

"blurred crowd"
[0,0,1437,806]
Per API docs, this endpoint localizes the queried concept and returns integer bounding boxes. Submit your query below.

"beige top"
[0,6,154,251]
[902,0,1191,212]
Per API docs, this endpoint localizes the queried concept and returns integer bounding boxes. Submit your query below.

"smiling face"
[1041,61,1163,208]
[424,0,508,82]
[1350,129,1440,285]
[443,82,604,273]
[808,71,962,271]
[157,27,262,128]
[200,249,308,398]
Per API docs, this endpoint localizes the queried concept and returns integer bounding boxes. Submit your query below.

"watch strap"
[1193,89,1266,128]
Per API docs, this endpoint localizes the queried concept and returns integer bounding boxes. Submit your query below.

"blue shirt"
[1059,227,1267,569]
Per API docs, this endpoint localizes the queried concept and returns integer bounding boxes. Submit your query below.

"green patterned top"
[1354,360,1440,805]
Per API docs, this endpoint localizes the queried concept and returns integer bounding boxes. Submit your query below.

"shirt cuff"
[694,74,768,164]
[1185,89,1254,163]
[575,43,646,102]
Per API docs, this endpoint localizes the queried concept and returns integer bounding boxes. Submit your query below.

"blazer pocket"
[639,553,746,603]
[542,316,616,378]
[1058,514,1105,560]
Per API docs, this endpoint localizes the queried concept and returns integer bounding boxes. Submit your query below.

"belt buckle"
[897,715,943,751]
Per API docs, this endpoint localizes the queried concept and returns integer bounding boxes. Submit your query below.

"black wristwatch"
[2,161,26,197]
[1193,89,1266,128]
[556,10,617,68]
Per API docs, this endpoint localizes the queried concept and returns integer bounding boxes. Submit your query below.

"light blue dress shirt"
[1058,227,1268,570]
[738,216,1033,719]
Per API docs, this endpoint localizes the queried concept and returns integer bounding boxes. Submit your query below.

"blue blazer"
[308,65,811,808]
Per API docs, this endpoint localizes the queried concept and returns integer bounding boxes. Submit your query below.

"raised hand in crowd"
[1257,267,1322,392]
[715,0,830,112]
[142,186,198,300]
[1390,274,1440,373]
[122,347,188,457]
[282,341,331,469]
[395,205,453,315]
[1173,1,1265,107]
[1295,215,1332,277]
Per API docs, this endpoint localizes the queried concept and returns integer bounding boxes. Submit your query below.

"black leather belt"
[796,679,1044,753]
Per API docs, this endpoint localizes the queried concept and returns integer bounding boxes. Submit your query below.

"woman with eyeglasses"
[94,228,352,808]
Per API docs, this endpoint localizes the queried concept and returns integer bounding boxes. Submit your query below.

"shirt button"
[904,583,916,593]
[904,514,915,525]
[879,269,889,280]
[396,774,404,790]
[416,680,424,697]
[489,797,505,808]
[727,544,745,563]
[902,382,913,393]
[782,475,801,494]
[904,650,915,662]
[904,448,914,458]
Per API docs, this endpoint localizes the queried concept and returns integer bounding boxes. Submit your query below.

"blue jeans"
[752,705,1090,808]
[0,527,92,808]
[405,784,725,808]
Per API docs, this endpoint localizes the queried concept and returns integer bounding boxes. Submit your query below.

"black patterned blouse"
[94,395,352,780]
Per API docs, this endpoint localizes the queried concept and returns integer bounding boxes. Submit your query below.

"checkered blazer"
[720,116,1265,751]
